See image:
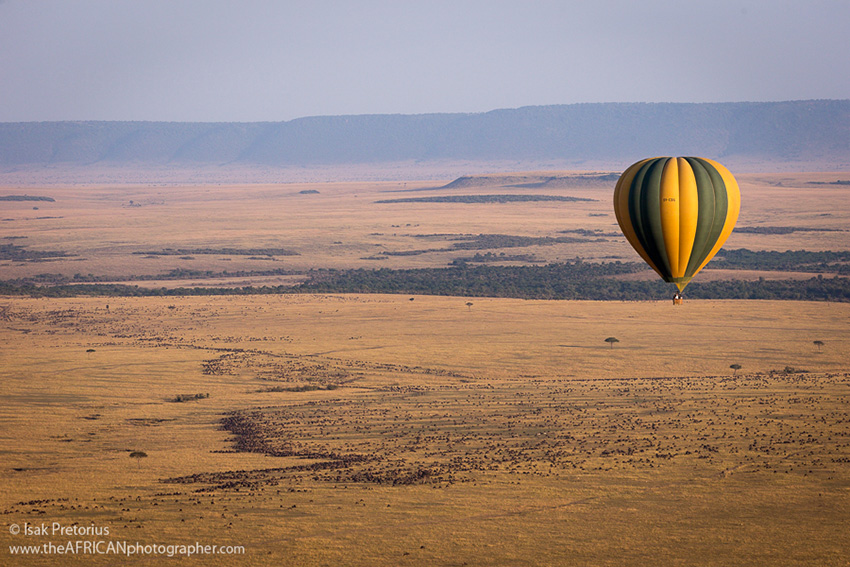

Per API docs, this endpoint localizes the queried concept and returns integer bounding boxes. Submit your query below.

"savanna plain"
[1,170,849,566]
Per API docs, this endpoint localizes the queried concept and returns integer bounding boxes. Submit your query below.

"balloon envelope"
[613,157,740,292]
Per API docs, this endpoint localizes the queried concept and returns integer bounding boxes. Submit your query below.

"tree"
[730,363,742,375]
[604,337,620,348]
[129,451,148,468]
[813,340,824,353]
[466,302,473,311]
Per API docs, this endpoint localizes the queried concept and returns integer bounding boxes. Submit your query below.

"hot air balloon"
[613,157,740,299]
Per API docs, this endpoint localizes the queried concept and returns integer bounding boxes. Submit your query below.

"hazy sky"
[1,0,847,122]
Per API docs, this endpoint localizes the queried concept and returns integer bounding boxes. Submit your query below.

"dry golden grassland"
[2,171,848,284]
[1,171,849,565]
[1,295,849,566]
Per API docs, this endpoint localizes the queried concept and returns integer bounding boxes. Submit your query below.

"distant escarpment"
[1,100,848,168]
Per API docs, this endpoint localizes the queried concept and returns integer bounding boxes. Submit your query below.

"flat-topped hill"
[2,101,848,171]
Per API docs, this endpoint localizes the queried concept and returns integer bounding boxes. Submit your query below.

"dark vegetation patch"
[170,393,210,403]
[298,262,643,299]
[2,265,850,301]
[0,243,74,262]
[291,263,850,301]
[409,233,469,239]
[375,194,594,204]
[713,249,850,274]
[14,267,304,285]
[447,233,599,249]
[133,247,299,256]
[298,189,320,194]
[3,251,850,301]
[0,195,55,202]
[560,228,622,237]
[450,252,541,265]
[809,180,850,185]
[734,226,842,235]
[380,249,438,257]
[381,233,600,257]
